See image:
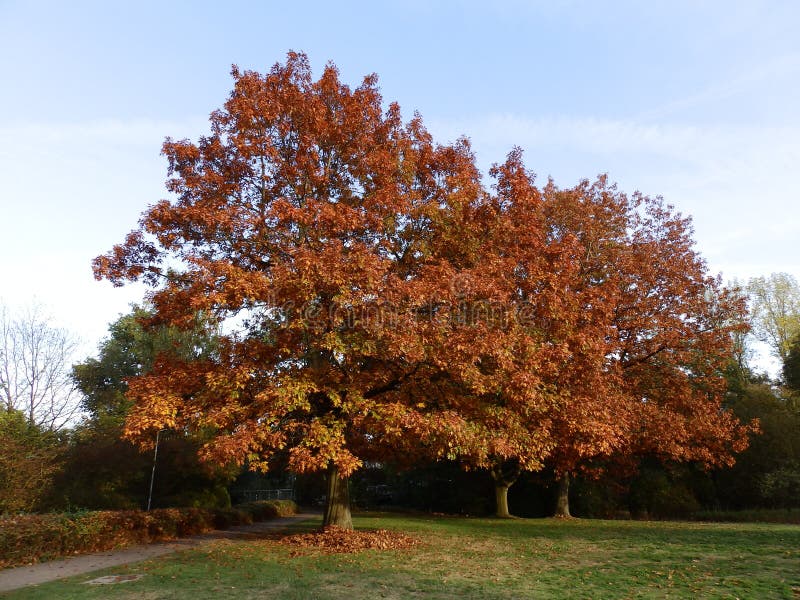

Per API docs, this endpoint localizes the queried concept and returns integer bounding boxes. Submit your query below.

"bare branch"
[0,301,82,430]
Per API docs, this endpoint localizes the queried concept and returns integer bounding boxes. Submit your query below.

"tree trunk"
[323,463,353,530]
[495,483,512,518]
[554,472,571,518]
[490,460,521,518]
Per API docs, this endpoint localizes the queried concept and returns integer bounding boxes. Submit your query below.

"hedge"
[693,508,800,524]
[0,499,297,569]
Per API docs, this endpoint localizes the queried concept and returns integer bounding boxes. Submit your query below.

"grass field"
[4,513,799,599]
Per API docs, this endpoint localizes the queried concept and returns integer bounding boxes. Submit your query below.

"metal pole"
[146,429,163,511]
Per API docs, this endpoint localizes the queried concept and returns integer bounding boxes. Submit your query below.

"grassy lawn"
[4,513,799,599]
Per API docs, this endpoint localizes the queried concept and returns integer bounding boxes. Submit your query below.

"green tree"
[717,383,800,509]
[72,305,218,424]
[0,408,62,513]
[52,306,230,510]
[783,334,800,394]
[747,273,800,362]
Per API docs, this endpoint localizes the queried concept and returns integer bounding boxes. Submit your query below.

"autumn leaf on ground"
[278,526,421,555]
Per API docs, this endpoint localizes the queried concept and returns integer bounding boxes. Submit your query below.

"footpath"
[0,512,319,593]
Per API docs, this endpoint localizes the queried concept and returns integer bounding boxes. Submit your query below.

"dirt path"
[0,512,320,593]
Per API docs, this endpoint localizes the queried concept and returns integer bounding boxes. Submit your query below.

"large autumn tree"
[464,151,754,517]
[533,172,753,517]
[95,54,751,525]
[94,53,543,528]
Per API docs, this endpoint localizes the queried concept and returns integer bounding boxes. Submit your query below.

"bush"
[238,499,297,520]
[693,508,800,524]
[211,507,252,529]
[628,466,700,519]
[0,410,63,514]
[570,477,626,519]
[0,500,297,568]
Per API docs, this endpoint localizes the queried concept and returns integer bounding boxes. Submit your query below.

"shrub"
[211,507,252,529]
[0,500,297,568]
[239,499,297,519]
[0,410,63,514]
[693,508,800,524]
[628,466,700,519]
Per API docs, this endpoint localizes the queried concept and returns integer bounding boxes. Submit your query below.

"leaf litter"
[277,526,421,556]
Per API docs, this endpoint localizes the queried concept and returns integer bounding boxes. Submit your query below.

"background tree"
[392,149,562,519]
[407,149,753,519]
[784,334,800,394]
[716,382,800,509]
[724,280,756,387]
[54,306,231,510]
[747,273,800,362]
[0,408,62,514]
[484,160,754,518]
[72,305,219,424]
[0,302,80,430]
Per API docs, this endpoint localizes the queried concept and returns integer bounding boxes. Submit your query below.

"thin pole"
[146,429,163,511]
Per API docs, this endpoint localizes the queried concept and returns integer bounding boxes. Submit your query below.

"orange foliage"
[94,54,752,516]
[94,54,546,485]
[482,152,755,478]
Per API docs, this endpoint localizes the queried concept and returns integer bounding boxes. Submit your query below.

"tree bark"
[323,463,353,530]
[494,483,512,518]
[554,472,571,518]
[490,460,521,518]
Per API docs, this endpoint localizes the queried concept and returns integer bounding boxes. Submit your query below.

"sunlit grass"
[5,513,799,599]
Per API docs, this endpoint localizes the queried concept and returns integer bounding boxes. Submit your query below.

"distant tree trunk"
[491,460,521,518]
[494,483,512,518]
[554,472,571,518]
[323,463,353,530]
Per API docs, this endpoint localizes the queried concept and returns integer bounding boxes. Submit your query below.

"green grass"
[3,513,799,599]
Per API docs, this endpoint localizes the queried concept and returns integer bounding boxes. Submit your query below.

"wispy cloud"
[0,117,208,148]
[431,113,800,192]
[635,52,800,122]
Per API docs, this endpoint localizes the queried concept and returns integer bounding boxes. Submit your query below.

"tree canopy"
[73,304,219,425]
[747,273,800,362]
[0,302,80,430]
[0,408,62,514]
[95,53,527,527]
[784,335,800,394]
[446,152,754,517]
[94,53,753,527]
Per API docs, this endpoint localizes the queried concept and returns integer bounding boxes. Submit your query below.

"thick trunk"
[323,463,353,530]
[494,483,512,518]
[554,473,571,518]
[490,460,520,518]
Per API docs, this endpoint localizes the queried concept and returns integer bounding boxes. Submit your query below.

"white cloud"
[433,113,799,171]
[0,117,208,146]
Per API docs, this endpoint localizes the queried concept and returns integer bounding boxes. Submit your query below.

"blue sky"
[0,0,797,372]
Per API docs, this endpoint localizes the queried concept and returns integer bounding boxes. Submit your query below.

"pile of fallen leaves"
[278,526,421,555]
